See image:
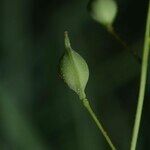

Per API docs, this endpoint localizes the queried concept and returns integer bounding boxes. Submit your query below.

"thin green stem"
[82,98,116,150]
[107,25,141,63]
[130,2,150,150]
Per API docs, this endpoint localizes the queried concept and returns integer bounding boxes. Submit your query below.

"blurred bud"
[59,32,89,99]
[89,0,118,26]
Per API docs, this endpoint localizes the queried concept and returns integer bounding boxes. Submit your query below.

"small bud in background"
[59,32,89,100]
[89,0,118,27]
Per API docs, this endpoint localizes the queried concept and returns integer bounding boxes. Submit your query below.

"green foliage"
[0,0,149,150]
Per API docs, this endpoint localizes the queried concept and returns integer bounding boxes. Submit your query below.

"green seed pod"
[59,32,89,100]
[89,0,118,26]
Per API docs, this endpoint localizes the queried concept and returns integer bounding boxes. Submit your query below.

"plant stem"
[130,2,150,150]
[82,98,116,150]
[107,25,141,63]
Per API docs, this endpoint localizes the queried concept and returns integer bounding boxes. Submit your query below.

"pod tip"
[64,31,71,49]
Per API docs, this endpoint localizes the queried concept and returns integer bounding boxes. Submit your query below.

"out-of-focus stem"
[107,25,141,63]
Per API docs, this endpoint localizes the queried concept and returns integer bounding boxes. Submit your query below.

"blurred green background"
[0,0,149,150]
